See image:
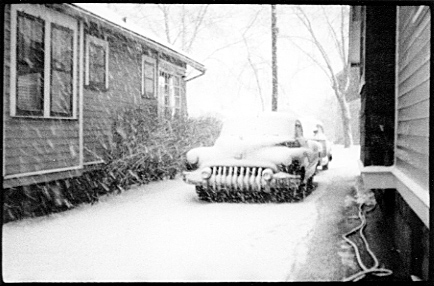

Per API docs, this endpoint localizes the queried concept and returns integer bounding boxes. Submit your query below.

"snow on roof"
[70,3,205,72]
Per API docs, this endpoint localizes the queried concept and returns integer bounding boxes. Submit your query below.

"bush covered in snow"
[3,108,222,223]
[101,107,222,190]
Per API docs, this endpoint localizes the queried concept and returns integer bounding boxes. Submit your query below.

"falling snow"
[2,145,363,282]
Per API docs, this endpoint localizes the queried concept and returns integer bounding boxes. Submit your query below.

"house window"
[142,55,156,99]
[159,71,172,117]
[11,5,77,118]
[173,76,182,116]
[159,71,183,117]
[85,35,109,90]
[295,121,303,137]
[51,24,73,117]
[16,12,45,116]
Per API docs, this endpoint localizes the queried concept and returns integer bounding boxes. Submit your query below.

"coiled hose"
[342,201,393,282]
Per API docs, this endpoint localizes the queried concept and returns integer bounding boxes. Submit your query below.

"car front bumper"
[182,167,302,192]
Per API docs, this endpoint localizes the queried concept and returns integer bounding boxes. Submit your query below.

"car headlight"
[186,150,199,165]
[201,167,212,179]
[185,161,199,171]
[262,168,273,181]
[185,150,199,171]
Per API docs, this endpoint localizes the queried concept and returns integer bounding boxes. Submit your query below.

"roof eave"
[65,4,206,75]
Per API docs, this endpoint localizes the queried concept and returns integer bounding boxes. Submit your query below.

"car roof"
[221,112,298,137]
[224,112,297,122]
[296,117,324,132]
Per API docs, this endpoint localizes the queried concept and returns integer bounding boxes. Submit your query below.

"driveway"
[3,145,392,282]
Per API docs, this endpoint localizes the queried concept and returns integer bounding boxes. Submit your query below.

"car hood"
[187,135,307,170]
[214,134,296,150]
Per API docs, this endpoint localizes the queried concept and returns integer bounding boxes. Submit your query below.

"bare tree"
[108,4,271,114]
[239,6,267,111]
[288,6,354,147]
[157,4,209,53]
[109,4,210,54]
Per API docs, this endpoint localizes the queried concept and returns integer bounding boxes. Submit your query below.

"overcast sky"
[106,4,347,130]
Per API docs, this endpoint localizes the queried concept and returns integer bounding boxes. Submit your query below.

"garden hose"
[342,201,393,282]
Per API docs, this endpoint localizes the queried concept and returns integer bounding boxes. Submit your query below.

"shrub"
[102,107,222,190]
[2,107,222,223]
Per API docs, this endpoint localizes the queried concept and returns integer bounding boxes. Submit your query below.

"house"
[349,5,430,280]
[3,4,206,189]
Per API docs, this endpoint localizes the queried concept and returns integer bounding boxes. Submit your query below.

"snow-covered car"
[182,112,321,202]
[298,118,333,170]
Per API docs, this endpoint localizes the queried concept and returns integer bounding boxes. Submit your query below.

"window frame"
[159,70,173,117]
[158,60,186,118]
[10,4,78,119]
[141,55,156,99]
[85,34,109,91]
[173,75,183,116]
[50,22,74,117]
[158,70,184,118]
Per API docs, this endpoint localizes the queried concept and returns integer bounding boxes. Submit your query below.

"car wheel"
[307,175,314,186]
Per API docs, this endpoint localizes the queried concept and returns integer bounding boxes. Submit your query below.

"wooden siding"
[3,4,191,187]
[83,33,149,163]
[3,5,81,178]
[396,6,430,189]
[82,28,188,163]
[3,5,11,177]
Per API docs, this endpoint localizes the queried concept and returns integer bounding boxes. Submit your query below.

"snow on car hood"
[214,134,296,151]
[187,134,303,170]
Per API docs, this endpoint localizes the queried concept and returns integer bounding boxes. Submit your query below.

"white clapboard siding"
[396,6,430,189]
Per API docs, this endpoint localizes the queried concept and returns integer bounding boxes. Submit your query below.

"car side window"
[295,122,303,138]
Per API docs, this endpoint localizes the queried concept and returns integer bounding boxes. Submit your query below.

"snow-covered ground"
[2,145,361,282]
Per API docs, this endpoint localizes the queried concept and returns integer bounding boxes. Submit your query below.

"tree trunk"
[337,94,353,148]
[271,5,278,111]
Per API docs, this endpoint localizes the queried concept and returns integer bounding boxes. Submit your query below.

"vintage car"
[182,112,322,202]
[298,118,333,170]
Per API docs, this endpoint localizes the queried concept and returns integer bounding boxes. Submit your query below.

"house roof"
[68,3,206,76]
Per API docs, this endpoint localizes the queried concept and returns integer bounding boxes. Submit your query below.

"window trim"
[141,54,156,99]
[10,4,78,119]
[85,34,109,90]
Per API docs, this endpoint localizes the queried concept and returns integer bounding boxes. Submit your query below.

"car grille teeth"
[208,166,264,191]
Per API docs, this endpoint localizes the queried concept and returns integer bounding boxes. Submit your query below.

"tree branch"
[321,6,344,62]
[242,35,265,111]
[294,6,340,92]
[186,5,209,53]
[157,4,172,44]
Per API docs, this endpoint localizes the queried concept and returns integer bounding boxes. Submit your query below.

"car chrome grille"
[208,166,265,191]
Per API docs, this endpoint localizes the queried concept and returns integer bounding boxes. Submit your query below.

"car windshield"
[298,118,324,139]
[220,113,296,137]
